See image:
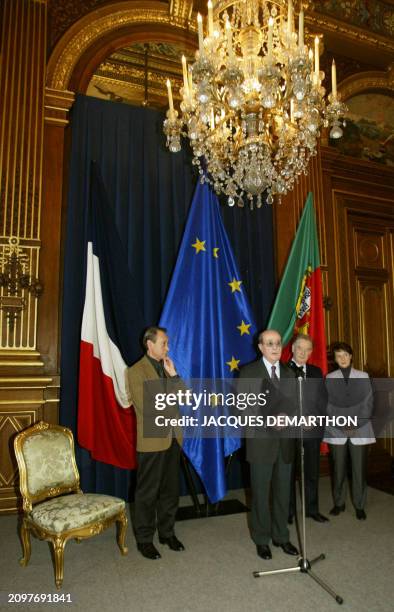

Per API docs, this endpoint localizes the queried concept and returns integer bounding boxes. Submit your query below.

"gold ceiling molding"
[97,61,181,89]
[169,0,194,23]
[307,13,394,54]
[91,73,183,99]
[90,76,169,105]
[47,1,197,92]
[338,68,394,101]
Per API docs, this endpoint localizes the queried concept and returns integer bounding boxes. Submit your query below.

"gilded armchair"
[14,421,128,588]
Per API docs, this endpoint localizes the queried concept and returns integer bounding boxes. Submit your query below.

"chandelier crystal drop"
[163,0,347,208]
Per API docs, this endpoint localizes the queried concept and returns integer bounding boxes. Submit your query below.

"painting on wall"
[330,93,394,166]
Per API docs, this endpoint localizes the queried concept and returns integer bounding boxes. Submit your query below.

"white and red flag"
[78,162,144,469]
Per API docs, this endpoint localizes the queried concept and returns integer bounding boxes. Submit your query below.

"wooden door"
[334,193,394,456]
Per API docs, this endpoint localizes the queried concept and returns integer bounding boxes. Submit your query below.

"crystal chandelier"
[163,0,347,207]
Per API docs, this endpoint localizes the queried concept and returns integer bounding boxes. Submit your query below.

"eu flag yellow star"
[192,238,206,254]
[237,320,251,336]
[213,247,219,258]
[226,356,240,372]
[228,278,242,293]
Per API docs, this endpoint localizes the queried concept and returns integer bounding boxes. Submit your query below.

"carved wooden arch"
[46,1,197,93]
[338,67,394,102]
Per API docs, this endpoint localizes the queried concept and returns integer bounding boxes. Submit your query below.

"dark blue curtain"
[60,94,275,499]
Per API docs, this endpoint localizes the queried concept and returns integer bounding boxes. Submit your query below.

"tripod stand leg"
[309,553,325,566]
[253,566,300,578]
[307,568,344,604]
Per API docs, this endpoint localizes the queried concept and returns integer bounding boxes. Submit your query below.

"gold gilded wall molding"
[0,239,41,351]
[0,376,53,386]
[44,87,76,126]
[307,13,394,54]
[169,0,194,23]
[0,0,47,241]
[47,1,197,92]
[338,69,394,101]
[0,361,44,367]
[0,0,47,354]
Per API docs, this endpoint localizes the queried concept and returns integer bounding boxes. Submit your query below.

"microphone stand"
[253,376,343,605]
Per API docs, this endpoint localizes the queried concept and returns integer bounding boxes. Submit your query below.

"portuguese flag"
[268,193,327,374]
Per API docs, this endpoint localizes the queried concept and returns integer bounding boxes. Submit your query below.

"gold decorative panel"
[0,240,41,350]
[0,0,47,354]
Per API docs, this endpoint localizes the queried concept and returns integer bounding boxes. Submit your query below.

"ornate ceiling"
[86,41,191,108]
[47,0,394,109]
[48,0,394,49]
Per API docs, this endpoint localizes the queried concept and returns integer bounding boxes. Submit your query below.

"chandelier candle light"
[163,0,347,208]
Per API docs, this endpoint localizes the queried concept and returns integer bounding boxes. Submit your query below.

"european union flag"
[159,182,257,502]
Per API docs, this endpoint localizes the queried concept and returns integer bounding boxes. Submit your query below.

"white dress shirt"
[263,357,280,379]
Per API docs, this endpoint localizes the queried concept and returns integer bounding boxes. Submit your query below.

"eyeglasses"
[263,342,282,348]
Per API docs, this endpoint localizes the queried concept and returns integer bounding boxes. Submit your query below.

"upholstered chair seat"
[30,493,126,533]
[14,422,128,588]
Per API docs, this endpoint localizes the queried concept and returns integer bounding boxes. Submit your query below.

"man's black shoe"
[306,512,329,523]
[356,509,366,520]
[256,544,272,560]
[272,541,299,556]
[288,515,294,525]
[329,504,345,516]
[137,542,161,559]
[159,535,185,551]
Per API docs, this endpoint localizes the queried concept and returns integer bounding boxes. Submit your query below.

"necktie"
[271,365,278,380]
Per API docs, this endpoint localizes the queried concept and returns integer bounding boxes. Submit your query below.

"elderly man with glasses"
[239,329,299,561]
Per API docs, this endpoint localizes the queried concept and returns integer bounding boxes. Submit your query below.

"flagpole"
[253,377,344,605]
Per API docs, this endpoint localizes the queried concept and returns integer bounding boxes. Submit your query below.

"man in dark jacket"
[288,333,329,523]
[239,329,299,560]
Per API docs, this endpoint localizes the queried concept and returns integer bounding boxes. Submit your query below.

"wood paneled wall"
[275,148,394,375]
[0,0,60,513]
[275,147,394,459]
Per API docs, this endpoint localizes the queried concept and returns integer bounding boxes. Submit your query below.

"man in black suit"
[288,333,329,523]
[239,329,299,560]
